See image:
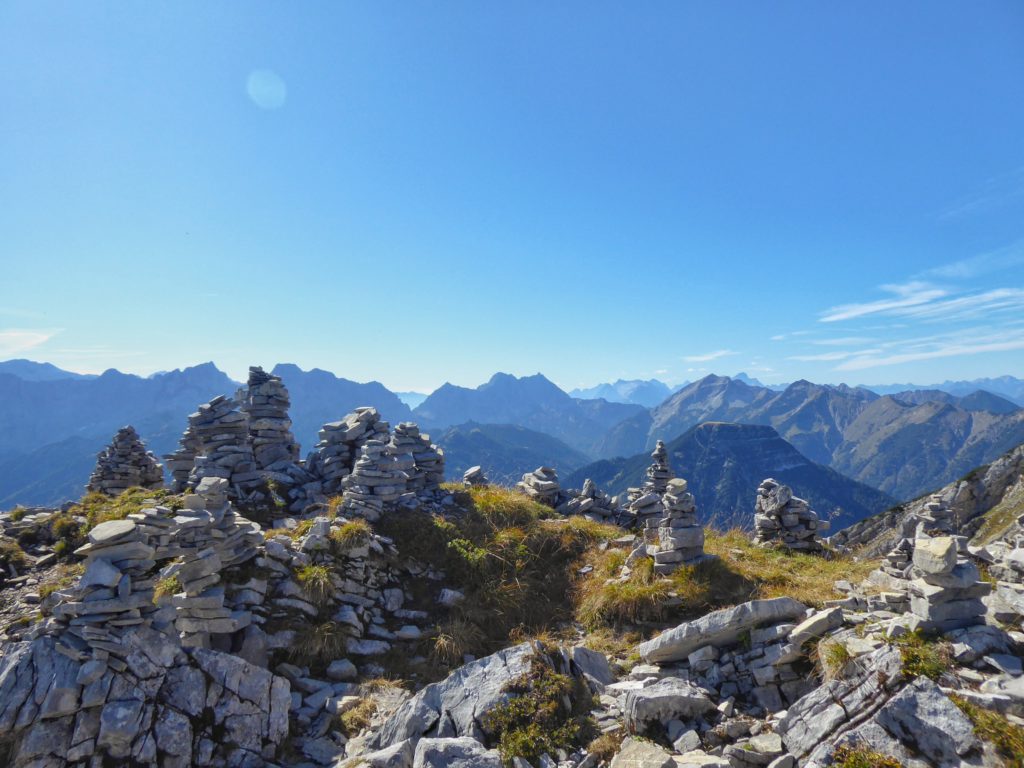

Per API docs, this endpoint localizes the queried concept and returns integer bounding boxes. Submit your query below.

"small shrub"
[290,621,348,667]
[432,617,486,666]
[586,731,624,765]
[154,576,182,602]
[339,697,377,736]
[952,695,1024,768]
[832,744,902,768]
[483,655,596,766]
[8,507,27,522]
[297,564,334,608]
[895,630,951,680]
[330,519,372,554]
[816,639,853,680]
[0,538,28,570]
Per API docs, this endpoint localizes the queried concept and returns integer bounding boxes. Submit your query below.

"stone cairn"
[558,478,620,522]
[752,478,826,552]
[643,440,674,495]
[649,478,705,574]
[394,422,445,492]
[164,423,200,493]
[463,465,488,486]
[516,466,561,507]
[241,366,301,474]
[305,407,388,498]
[186,395,261,500]
[85,426,164,496]
[625,441,675,529]
[908,535,990,633]
[914,492,958,537]
[155,477,263,647]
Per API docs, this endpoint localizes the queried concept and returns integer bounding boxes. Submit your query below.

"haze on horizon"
[2,2,1023,392]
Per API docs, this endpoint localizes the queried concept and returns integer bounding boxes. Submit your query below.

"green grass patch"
[894,630,951,681]
[330,519,372,554]
[296,564,334,608]
[483,652,596,767]
[832,744,902,768]
[154,576,182,602]
[0,538,28,571]
[952,695,1024,768]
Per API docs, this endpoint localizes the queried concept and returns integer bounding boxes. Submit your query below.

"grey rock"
[623,678,714,733]
[874,676,979,763]
[413,737,502,768]
[609,736,675,768]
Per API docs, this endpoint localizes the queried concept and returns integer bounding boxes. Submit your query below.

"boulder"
[639,598,807,663]
[623,678,715,733]
[609,737,675,768]
[413,737,501,768]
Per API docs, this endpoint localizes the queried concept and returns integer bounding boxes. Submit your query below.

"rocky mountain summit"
[0,365,1022,767]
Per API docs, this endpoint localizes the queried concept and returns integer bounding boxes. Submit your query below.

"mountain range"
[565,422,897,530]
[1,358,1022,530]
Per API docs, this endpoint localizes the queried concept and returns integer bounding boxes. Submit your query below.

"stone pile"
[164,423,200,493]
[305,407,389,498]
[643,440,674,495]
[907,535,990,633]
[915,492,957,537]
[462,465,488,486]
[557,478,620,522]
[650,478,705,574]
[241,366,301,473]
[85,426,164,496]
[392,422,445,493]
[627,489,664,530]
[516,466,561,507]
[156,478,263,647]
[341,438,409,522]
[753,478,826,552]
[187,395,261,499]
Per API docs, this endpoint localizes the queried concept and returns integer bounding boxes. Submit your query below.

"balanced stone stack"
[305,407,388,497]
[753,478,826,552]
[643,440,674,495]
[85,426,164,496]
[628,489,664,531]
[241,366,300,472]
[557,478,620,522]
[517,466,561,507]
[915,493,957,537]
[463,465,488,486]
[164,423,201,492]
[908,535,990,632]
[156,478,262,646]
[409,425,446,492]
[990,537,1024,623]
[187,395,261,499]
[52,518,159,660]
[650,478,705,574]
[341,437,407,521]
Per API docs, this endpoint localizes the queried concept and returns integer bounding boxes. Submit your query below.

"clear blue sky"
[2,2,1023,392]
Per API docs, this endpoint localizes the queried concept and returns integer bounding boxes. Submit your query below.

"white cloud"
[922,240,1024,279]
[810,336,876,346]
[683,349,737,363]
[820,282,948,323]
[836,336,1024,371]
[0,329,59,355]
[788,349,883,362]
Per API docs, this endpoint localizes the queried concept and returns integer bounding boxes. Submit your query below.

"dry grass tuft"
[289,621,348,667]
[296,564,334,608]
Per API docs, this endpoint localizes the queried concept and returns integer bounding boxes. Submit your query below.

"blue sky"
[1,2,1023,392]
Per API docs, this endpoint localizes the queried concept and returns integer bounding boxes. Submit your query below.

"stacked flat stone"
[908,535,990,633]
[85,426,164,496]
[341,436,407,522]
[628,490,664,531]
[156,478,262,646]
[915,493,957,537]
[463,465,488,486]
[164,423,200,492]
[650,478,705,574]
[409,426,446,491]
[753,478,826,552]
[305,407,387,497]
[643,440,674,495]
[517,466,561,507]
[52,518,158,660]
[188,395,261,499]
[990,533,1024,623]
[557,478,620,522]
[241,366,301,473]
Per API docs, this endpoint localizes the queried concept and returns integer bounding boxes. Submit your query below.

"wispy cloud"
[788,349,883,362]
[922,239,1024,280]
[820,282,948,323]
[770,331,811,341]
[835,328,1024,371]
[810,336,876,346]
[683,349,737,363]
[0,328,60,355]
[939,166,1024,221]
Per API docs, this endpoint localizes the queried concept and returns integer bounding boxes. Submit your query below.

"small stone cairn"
[187,395,261,499]
[341,434,413,521]
[908,535,990,633]
[463,465,488,486]
[517,466,561,507]
[753,478,826,552]
[650,478,706,574]
[393,422,445,492]
[625,441,675,529]
[305,407,388,497]
[644,440,674,495]
[85,426,164,496]
[241,366,300,473]
[165,422,200,492]
[558,478,620,522]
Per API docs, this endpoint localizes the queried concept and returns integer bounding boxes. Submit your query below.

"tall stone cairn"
[164,422,201,492]
[753,478,827,552]
[908,536,990,632]
[240,366,300,472]
[305,407,387,497]
[187,395,261,499]
[650,478,705,574]
[643,440,674,495]
[341,434,410,522]
[517,466,561,507]
[86,426,164,496]
[915,492,957,538]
